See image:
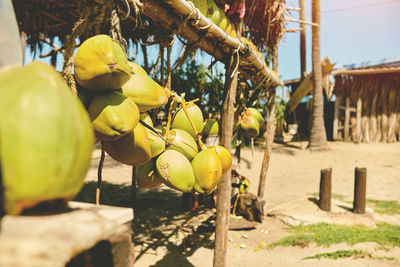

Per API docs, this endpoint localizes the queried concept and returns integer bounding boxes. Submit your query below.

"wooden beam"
[333,67,400,76]
[286,76,313,114]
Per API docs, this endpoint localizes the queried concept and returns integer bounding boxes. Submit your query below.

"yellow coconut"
[171,102,204,138]
[240,115,260,138]
[122,62,168,112]
[191,148,222,194]
[135,158,163,189]
[74,35,131,90]
[166,128,198,160]
[209,145,232,175]
[103,123,151,166]
[88,91,139,141]
[156,150,195,192]
[202,118,219,136]
[246,107,264,126]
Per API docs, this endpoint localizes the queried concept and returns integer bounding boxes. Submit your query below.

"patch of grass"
[304,250,397,261]
[367,199,400,215]
[269,223,400,248]
[303,249,368,260]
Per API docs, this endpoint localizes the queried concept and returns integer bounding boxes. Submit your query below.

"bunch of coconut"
[136,101,232,195]
[235,107,265,139]
[0,62,95,215]
[74,35,169,168]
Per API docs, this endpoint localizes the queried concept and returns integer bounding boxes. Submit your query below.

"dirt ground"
[82,140,400,266]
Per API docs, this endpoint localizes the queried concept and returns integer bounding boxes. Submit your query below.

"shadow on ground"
[74,182,216,266]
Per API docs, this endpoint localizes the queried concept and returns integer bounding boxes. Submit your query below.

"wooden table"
[0,201,134,267]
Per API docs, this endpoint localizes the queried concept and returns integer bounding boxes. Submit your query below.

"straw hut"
[332,61,400,143]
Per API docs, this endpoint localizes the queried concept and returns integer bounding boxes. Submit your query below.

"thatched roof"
[14,0,286,53]
[13,0,284,87]
[333,61,400,98]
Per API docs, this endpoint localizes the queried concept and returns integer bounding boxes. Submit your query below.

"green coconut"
[122,62,169,112]
[88,91,139,141]
[208,145,232,175]
[171,102,204,138]
[202,118,219,136]
[140,113,153,127]
[240,115,260,138]
[166,129,198,160]
[135,158,163,189]
[103,123,151,166]
[246,107,264,126]
[74,35,131,90]
[0,62,95,215]
[156,150,195,193]
[139,113,165,158]
[191,148,222,195]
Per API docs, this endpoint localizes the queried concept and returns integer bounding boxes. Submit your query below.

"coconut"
[0,62,95,215]
[202,118,219,136]
[88,91,139,141]
[74,35,131,90]
[246,107,264,126]
[103,123,151,166]
[135,158,163,189]
[166,129,198,161]
[156,150,195,193]
[122,62,168,112]
[209,145,232,175]
[171,102,204,138]
[191,148,222,195]
[240,115,260,138]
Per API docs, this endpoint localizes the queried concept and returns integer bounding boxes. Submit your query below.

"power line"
[322,0,400,14]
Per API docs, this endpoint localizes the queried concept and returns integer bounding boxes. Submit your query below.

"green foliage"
[367,199,400,215]
[269,223,400,248]
[275,95,286,122]
[303,249,368,260]
[171,59,224,117]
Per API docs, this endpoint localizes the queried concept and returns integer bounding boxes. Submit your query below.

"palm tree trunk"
[309,0,328,151]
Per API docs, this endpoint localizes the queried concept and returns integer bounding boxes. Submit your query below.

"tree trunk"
[308,0,328,151]
[213,50,239,267]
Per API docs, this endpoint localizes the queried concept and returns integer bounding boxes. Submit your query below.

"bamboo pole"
[299,0,306,79]
[309,0,328,150]
[140,0,282,87]
[257,48,278,199]
[370,92,378,142]
[381,87,389,143]
[388,88,397,142]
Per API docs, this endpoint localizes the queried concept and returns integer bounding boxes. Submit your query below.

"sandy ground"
[82,140,400,266]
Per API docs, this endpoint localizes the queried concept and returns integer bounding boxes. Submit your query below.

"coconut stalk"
[257,48,278,199]
[96,142,105,206]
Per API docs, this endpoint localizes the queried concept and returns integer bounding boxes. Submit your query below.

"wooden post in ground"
[213,50,239,267]
[356,98,362,143]
[353,167,367,214]
[257,48,278,199]
[319,168,332,211]
[344,97,351,141]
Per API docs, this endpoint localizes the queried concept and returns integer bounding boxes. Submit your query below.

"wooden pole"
[356,98,362,143]
[333,96,340,140]
[213,43,240,267]
[353,167,367,214]
[319,168,332,211]
[344,97,350,141]
[257,48,278,199]
[299,0,306,79]
[309,0,328,150]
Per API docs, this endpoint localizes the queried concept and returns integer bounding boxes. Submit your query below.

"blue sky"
[279,0,400,81]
